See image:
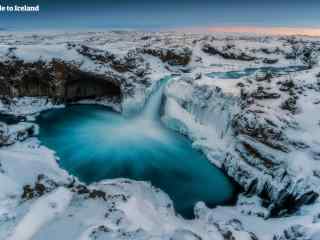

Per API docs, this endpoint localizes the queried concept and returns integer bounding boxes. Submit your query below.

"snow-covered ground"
[0,30,320,239]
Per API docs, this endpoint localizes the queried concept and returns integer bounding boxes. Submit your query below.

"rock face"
[232,110,289,152]
[202,43,256,61]
[163,76,319,218]
[141,47,192,66]
[0,60,122,103]
[230,100,319,216]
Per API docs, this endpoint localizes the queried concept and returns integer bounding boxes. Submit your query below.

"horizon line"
[2,25,320,37]
[176,26,320,37]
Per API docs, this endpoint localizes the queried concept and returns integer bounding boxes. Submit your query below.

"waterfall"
[140,76,170,121]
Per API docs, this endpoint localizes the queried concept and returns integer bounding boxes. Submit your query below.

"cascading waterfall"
[139,79,166,120]
[37,77,237,219]
[138,76,170,121]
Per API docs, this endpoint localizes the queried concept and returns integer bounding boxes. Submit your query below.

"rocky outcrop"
[141,47,192,66]
[0,60,122,103]
[273,225,309,240]
[74,44,149,76]
[250,86,281,100]
[202,43,256,61]
[263,58,279,64]
[0,121,36,146]
[163,77,319,218]
[223,152,318,217]
[232,110,289,152]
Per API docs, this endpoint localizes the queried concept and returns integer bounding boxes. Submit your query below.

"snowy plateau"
[0,30,320,240]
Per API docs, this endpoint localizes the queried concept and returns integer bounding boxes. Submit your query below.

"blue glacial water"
[207,65,307,79]
[37,81,237,218]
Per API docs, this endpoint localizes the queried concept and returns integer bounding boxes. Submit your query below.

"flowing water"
[37,78,237,218]
[207,65,307,79]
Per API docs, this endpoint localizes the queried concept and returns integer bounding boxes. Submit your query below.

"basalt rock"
[263,58,279,64]
[75,45,148,76]
[0,60,122,103]
[251,86,281,100]
[232,110,289,152]
[141,47,192,66]
[223,153,318,217]
[165,79,318,219]
[202,44,256,61]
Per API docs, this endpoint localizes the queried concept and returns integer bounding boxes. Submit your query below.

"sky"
[0,0,320,35]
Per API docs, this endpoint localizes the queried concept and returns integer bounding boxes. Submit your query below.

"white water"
[140,78,168,120]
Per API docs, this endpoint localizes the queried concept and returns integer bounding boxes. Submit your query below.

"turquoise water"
[37,82,237,218]
[207,65,307,79]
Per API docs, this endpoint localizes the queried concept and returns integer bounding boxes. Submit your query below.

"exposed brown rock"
[0,60,122,103]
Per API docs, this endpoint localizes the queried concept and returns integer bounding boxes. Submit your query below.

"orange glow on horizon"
[178,26,320,37]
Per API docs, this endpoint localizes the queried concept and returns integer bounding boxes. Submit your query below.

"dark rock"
[213,223,236,240]
[290,141,310,150]
[279,79,295,92]
[280,97,298,113]
[312,213,320,223]
[237,82,245,88]
[226,219,244,231]
[75,45,115,64]
[142,47,192,66]
[261,47,282,55]
[76,184,90,194]
[251,86,281,100]
[0,162,4,174]
[21,185,34,199]
[232,110,289,152]
[249,232,259,240]
[0,122,9,146]
[312,151,320,161]
[301,46,318,69]
[0,60,122,103]
[89,189,107,201]
[202,44,256,61]
[0,113,26,124]
[34,183,46,196]
[269,185,319,217]
[194,73,202,80]
[263,58,279,64]
[273,224,309,240]
[21,174,58,200]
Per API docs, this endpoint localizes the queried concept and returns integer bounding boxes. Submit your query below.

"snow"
[7,187,73,240]
[0,30,320,239]
[0,97,64,117]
